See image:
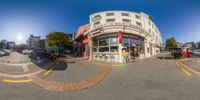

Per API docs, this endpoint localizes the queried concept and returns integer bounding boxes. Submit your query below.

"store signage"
[118,31,122,44]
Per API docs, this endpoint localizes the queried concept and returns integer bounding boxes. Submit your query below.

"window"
[106,19,115,23]
[152,24,154,28]
[148,21,151,25]
[149,29,151,33]
[106,13,114,16]
[135,15,141,19]
[92,15,101,22]
[122,19,131,24]
[93,37,98,46]
[99,37,109,46]
[110,37,118,45]
[136,22,142,27]
[121,13,130,16]
[110,46,118,52]
[94,21,100,27]
[92,33,118,52]
[99,47,109,52]
[152,31,154,38]
[93,48,98,52]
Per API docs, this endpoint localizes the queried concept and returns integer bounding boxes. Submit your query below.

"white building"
[26,34,41,49]
[78,10,162,63]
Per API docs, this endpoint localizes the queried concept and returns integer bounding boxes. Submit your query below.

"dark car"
[170,48,183,58]
[29,50,47,60]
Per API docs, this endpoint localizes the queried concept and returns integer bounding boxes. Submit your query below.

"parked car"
[170,48,183,58]
[193,50,200,56]
[22,49,33,55]
[62,49,71,54]
[2,49,11,55]
[0,50,6,56]
[29,50,47,60]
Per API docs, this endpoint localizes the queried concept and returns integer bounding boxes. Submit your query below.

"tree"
[165,37,178,50]
[46,32,71,53]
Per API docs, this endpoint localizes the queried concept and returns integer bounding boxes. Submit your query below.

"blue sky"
[0,0,200,44]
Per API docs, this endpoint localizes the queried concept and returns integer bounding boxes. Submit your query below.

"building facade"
[76,11,162,63]
[75,24,90,59]
[26,34,41,49]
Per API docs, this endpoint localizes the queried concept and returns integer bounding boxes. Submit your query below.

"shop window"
[122,38,129,46]
[93,38,98,46]
[110,46,118,52]
[110,37,118,45]
[93,48,98,52]
[99,37,109,46]
[99,47,109,52]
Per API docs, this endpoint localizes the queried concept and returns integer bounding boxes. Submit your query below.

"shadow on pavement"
[53,60,68,71]
[156,56,174,60]
[30,58,76,71]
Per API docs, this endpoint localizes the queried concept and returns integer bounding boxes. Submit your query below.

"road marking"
[112,64,124,67]
[44,68,54,77]
[175,61,180,66]
[93,62,103,65]
[3,79,32,83]
[181,67,192,77]
[43,60,61,77]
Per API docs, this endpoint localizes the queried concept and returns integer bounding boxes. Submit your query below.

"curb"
[3,79,32,83]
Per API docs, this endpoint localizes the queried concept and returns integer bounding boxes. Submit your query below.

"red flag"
[118,31,122,44]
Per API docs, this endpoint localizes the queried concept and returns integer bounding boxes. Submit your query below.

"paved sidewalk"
[0,52,31,64]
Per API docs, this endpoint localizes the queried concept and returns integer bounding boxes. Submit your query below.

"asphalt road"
[1,52,200,100]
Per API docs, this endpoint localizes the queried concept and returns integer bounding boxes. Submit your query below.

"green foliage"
[165,37,178,50]
[46,32,72,49]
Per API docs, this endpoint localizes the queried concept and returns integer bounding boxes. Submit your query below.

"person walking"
[122,49,129,63]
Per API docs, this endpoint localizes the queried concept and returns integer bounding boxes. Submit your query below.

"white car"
[22,49,33,55]
[193,50,200,56]
[0,50,6,56]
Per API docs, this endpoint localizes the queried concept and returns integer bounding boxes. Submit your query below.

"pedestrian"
[122,49,129,63]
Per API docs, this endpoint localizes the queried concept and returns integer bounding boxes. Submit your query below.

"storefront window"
[110,37,118,45]
[110,46,118,52]
[99,47,109,52]
[93,48,98,52]
[99,36,109,46]
[93,37,98,46]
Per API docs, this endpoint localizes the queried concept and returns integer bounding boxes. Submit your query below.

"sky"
[0,0,200,44]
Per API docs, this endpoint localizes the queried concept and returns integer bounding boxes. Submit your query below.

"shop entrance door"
[129,46,140,61]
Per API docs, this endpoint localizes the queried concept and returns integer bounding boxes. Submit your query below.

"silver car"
[0,50,6,56]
